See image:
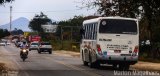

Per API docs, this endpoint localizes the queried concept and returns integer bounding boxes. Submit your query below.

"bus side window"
[85,24,88,39]
[84,25,87,39]
[85,25,88,39]
[92,24,95,40]
[87,24,89,39]
[89,24,92,39]
[94,23,97,40]
[91,24,94,40]
[80,27,85,39]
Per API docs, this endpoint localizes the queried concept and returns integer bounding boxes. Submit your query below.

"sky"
[0,0,97,25]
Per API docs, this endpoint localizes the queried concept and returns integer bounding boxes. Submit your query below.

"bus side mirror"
[80,28,85,36]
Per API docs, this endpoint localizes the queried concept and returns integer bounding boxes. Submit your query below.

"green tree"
[81,0,140,17]
[0,29,4,38]
[56,16,84,41]
[56,16,84,34]
[83,0,160,58]
[3,29,10,36]
[28,12,52,35]
[83,0,160,42]
[0,29,10,38]
[139,0,160,42]
[0,0,14,4]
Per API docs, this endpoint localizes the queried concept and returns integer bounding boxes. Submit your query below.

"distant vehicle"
[15,41,19,47]
[15,41,22,47]
[6,41,11,45]
[0,41,6,46]
[80,17,139,70]
[38,42,52,54]
[12,39,18,43]
[1,39,7,42]
[29,42,39,51]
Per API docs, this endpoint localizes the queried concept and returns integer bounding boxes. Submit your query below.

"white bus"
[80,17,139,70]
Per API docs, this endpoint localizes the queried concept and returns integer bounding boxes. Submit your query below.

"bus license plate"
[114,50,121,53]
[103,52,107,55]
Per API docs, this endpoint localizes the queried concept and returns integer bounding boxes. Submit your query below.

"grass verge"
[0,63,7,74]
[139,57,160,63]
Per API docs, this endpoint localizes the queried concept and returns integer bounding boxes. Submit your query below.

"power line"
[0,9,83,14]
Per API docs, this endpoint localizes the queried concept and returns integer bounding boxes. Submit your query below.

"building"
[41,25,58,33]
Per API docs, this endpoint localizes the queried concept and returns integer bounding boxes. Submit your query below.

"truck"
[28,35,41,42]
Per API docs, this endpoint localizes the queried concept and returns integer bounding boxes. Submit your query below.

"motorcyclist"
[20,41,29,56]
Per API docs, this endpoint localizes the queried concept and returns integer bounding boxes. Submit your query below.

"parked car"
[1,39,7,42]
[15,41,22,47]
[38,42,52,54]
[29,42,39,51]
[6,41,11,45]
[0,41,6,46]
[12,39,18,43]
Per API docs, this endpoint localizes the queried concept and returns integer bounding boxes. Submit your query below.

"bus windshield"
[99,19,137,34]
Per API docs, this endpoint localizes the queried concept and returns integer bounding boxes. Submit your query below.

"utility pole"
[10,6,12,32]
[61,26,63,49]
[71,27,73,43]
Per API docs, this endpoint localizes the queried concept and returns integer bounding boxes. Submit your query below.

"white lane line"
[44,56,102,76]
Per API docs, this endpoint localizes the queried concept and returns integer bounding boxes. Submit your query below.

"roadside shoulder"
[54,50,80,57]
[131,61,160,71]
[54,50,160,71]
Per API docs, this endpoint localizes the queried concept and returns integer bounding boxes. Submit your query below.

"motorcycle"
[20,48,28,61]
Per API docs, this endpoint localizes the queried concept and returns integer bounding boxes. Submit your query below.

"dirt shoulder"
[131,61,160,71]
[0,63,7,72]
[0,46,18,71]
[54,50,80,57]
[54,50,160,71]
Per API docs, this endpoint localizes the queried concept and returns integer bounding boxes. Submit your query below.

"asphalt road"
[0,44,155,76]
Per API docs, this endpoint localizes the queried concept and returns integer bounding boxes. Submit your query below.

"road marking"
[0,46,30,76]
[44,56,102,76]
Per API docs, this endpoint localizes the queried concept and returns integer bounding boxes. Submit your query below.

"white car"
[7,41,11,45]
[38,42,52,54]
[29,42,39,51]
[0,41,6,46]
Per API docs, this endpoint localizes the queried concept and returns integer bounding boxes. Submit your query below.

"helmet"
[23,42,26,44]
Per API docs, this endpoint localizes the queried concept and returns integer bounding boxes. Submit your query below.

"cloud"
[0,0,96,25]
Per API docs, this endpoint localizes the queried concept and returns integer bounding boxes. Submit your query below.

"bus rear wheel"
[88,53,100,68]
[82,50,88,66]
[89,52,94,68]
[83,61,88,66]
[94,61,100,68]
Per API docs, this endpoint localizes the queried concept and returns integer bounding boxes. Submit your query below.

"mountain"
[0,17,31,32]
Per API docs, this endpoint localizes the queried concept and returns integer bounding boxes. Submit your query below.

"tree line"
[0,29,10,38]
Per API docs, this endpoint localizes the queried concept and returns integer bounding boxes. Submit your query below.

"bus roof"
[83,16,138,24]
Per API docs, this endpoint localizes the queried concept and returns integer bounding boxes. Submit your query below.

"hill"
[0,17,31,32]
